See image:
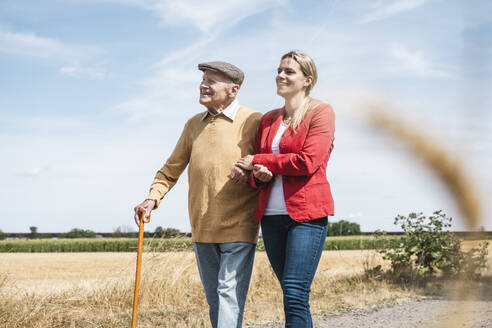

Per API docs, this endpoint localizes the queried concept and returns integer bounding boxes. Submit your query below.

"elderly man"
[134,61,262,328]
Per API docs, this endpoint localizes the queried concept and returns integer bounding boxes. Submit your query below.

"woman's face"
[276,57,311,98]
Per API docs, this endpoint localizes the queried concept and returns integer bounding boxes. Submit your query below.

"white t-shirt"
[264,122,289,216]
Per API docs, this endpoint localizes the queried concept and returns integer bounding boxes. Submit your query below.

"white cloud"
[59,66,111,79]
[140,0,281,34]
[18,167,43,177]
[0,28,101,61]
[0,133,192,232]
[153,37,214,67]
[387,43,452,78]
[0,28,108,79]
[361,0,428,24]
[80,0,281,34]
[469,142,491,153]
[110,66,201,122]
[348,212,363,219]
[1,116,93,134]
[25,167,42,176]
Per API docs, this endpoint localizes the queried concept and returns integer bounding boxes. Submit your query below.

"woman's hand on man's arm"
[228,158,272,185]
[253,164,273,183]
[227,166,249,184]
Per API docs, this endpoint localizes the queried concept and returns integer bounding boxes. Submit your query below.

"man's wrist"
[145,199,157,209]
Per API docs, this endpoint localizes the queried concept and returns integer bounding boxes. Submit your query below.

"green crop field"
[0,236,403,253]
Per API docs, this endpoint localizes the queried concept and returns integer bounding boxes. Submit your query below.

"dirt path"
[247,298,492,328]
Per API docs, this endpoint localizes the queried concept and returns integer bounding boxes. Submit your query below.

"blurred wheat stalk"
[366,105,482,227]
[366,104,485,328]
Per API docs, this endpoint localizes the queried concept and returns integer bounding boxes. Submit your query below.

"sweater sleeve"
[147,120,192,208]
[252,105,334,176]
[247,115,269,189]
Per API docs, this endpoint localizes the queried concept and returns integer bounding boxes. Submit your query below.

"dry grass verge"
[0,251,416,327]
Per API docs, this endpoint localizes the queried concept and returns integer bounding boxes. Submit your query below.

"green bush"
[153,227,181,238]
[59,228,96,238]
[328,220,361,236]
[376,210,489,282]
[112,226,138,238]
[461,241,490,279]
[29,226,38,239]
[112,227,123,238]
[0,230,6,240]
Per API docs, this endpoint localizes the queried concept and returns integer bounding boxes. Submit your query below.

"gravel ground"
[247,298,492,328]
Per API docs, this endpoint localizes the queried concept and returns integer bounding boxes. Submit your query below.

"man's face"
[199,70,237,112]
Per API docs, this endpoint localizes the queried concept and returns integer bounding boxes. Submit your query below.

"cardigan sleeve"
[147,119,192,208]
[252,105,334,176]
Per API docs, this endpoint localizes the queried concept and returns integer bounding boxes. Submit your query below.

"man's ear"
[229,84,240,98]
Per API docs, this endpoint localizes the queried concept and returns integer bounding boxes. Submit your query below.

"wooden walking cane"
[131,207,150,328]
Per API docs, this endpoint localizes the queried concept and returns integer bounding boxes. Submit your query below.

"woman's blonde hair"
[281,50,320,130]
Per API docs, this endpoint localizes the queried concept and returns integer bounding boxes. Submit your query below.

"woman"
[234,50,335,327]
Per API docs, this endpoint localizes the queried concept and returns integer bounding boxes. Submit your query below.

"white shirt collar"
[201,99,240,121]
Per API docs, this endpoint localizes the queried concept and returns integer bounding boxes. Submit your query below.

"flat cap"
[198,61,244,85]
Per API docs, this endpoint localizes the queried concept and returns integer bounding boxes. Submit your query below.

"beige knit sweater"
[147,106,262,243]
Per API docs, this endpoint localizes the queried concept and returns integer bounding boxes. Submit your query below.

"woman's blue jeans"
[261,215,327,328]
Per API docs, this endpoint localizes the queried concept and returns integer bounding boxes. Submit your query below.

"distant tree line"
[1,224,490,240]
[59,228,96,238]
[0,226,186,239]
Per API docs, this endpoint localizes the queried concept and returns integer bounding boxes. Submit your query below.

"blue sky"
[1,0,491,233]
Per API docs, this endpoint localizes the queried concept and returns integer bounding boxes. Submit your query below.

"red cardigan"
[249,103,335,222]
